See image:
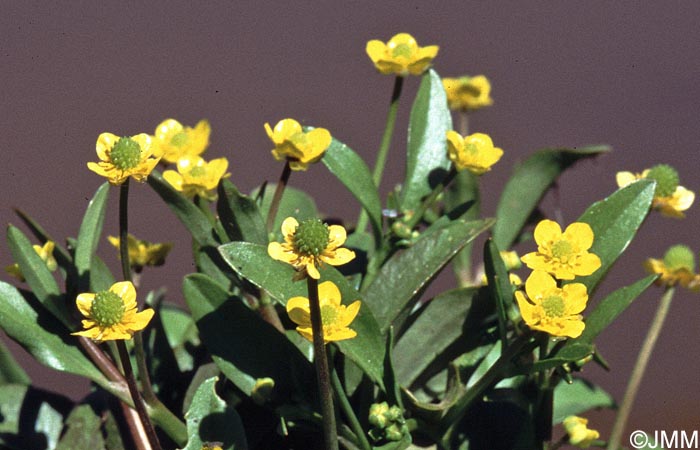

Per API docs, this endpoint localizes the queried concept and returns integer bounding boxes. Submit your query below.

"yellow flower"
[366,33,439,76]
[200,443,223,450]
[107,234,173,272]
[521,220,601,280]
[264,119,331,171]
[644,244,696,288]
[162,155,230,200]
[616,168,695,218]
[442,75,493,112]
[153,118,211,164]
[286,281,361,344]
[268,217,355,280]
[563,416,600,448]
[5,241,57,282]
[515,270,588,338]
[446,131,503,175]
[87,133,160,185]
[72,281,154,341]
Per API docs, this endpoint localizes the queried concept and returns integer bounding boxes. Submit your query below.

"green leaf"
[493,145,610,250]
[14,208,75,276]
[6,225,72,328]
[254,184,318,239]
[524,343,594,374]
[160,303,200,372]
[577,179,655,293]
[56,404,105,450]
[148,170,218,246]
[0,282,110,387]
[552,377,615,424]
[74,182,110,291]
[322,137,383,242]
[217,242,386,390]
[181,376,248,450]
[400,68,453,214]
[217,179,268,245]
[483,239,512,347]
[364,219,494,334]
[571,275,657,347]
[183,273,315,399]
[0,338,30,385]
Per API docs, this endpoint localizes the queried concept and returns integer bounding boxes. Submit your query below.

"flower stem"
[331,365,371,450]
[356,75,404,234]
[402,168,457,230]
[119,180,132,281]
[307,277,339,450]
[607,287,675,450]
[266,161,292,234]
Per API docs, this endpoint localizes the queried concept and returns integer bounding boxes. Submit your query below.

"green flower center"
[541,295,566,318]
[188,166,207,178]
[170,131,188,147]
[664,244,695,272]
[646,164,679,198]
[320,304,338,327]
[391,43,412,59]
[110,137,142,170]
[551,240,573,259]
[90,291,126,327]
[464,142,479,156]
[292,218,329,257]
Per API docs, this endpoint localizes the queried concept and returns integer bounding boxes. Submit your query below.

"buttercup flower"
[442,75,493,112]
[521,219,601,280]
[286,281,361,344]
[446,131,503,175]
[616,165,695,218]
[563,416,600,448]
[107,234,173,272]
[515,270,589,338]
[162,155,230,200]
[366,33,439,76]
[265,119,332,171]
[644,244,696,288]
[72,281,154,341]
[154,118,211,164]
[268,217,355,279]
[5,240,57,281]
[87,133,160,185]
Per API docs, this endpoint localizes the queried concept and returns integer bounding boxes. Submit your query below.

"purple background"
[2,1,700,442]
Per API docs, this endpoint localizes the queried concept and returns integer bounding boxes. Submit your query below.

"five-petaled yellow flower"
[616,169,695,218]
[442,75,494,112]
[107,234,173,272]
[446,131,503,175]
[286,281,361,344]
[644,244,696,288]
[154,118,211,164]
[268,217,355,279]
[521,219,601,280]
[515,270,589,338]
[366,33,439,76]
[265,119,332,171]
[5,240,57,282]
[162,155,230,200]
[88,133,160,185]
[72,281,154,342]
[563,416,600,448]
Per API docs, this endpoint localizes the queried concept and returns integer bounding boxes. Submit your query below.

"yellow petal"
[95,133,119,161]
[76,293,95,317]
[615,171,638,188]
[267,242,295,264]
[563,222,594,250]
[574,253,602,276]
[321,248,355,266]
[306,262,320,279]
[340,300,361,327]
[111,281,136,309]
[366,40,387,63]
[317,281,342,306]
[562,283,588,315]
[525,270,557,300]
[327,225,347,249]
[287,296,311,327]
[326,328,357,342]
[129,308,154,332]
[558,319,585,338]
[163,170,184,191]
[281,217,299,238]
[515,291,538,326]
[534,220,562,246]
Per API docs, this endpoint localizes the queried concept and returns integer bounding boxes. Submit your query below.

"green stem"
[307,277,339,450]
[331,366,371,450]
[607,287,675,450]
[117,340,162,450]
[266,161,292,234]
[119,180,132,281]
[356,75,404,234]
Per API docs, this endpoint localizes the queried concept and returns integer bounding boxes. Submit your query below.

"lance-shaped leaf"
[493,145,610,250]
[400,69,453,214]
[74,182,110,292]
[6,225,72,328]
[181,376,248,450]
[218,242,386,389]
[322,136,383,242]
[364,219,494,334]
[483,239,512,348]
[184,273,314,400]
[0,338,30,385]
[576,179,655,293]
[0,282,109,387]
[217,179,267,245]
[552,378,615,424]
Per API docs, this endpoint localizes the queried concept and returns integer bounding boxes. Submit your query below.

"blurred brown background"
[2,0,699,444]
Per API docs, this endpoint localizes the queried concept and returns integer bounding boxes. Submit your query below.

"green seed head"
[90,290,126,327]
[664,244,695,272]
[110,137,142,170]
[646,164,679,198]
[542,295,566,318]
[292,218,329,257]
